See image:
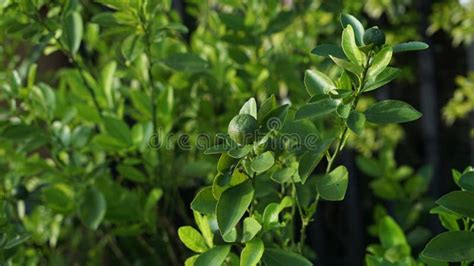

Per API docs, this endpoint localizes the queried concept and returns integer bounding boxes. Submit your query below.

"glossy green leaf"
[257,95,277,123]
[364,67,401,92]
[263,248,312,266]
[436,191,474,219]
[316,166,348,201]
[311,44,347,59]
[340,13,365,46]
[295,98,338,121]
[336,104,351,118]
[195,245,231,266]
[163,53,208,72]
[63,11,83,55]
[368,46,392,77]
[364,100,422,124]
[228,145,253,159]
[191,187,217,215]
[298,138,334,183]
[422,231,474,262]
[260,104,289,132]
[242,217,262,243]
[329,56,364,75]
[347,110,366,135]
[262,196,293,230]
[342,25,363,65]
[304,69,336,96]
[101,61,116,108]
[178,226,209,253]
[251,151,275,173]
[241,238,264,266]
[393,41,429,53]
[216,180,254,235]
[459,171,474,192]
[240,98,257,119]
[103,115,132,145]
[79,188,106,230]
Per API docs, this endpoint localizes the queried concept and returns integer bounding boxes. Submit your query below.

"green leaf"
[185,255,199,266]
[329,56,364,75]
[63,11,83,55]
[191,187,217,215]
[241,238,264,266]
[101,61,116,108]
[163,53,208,72]
[347,110,366,135]
[263,248,312,266]
[368,46,392,77]
[260,104,289,132]
[311,44,347,59]
[262,196,293,230]
[178,226,209,253]
[436,191,474,219]
[240,98,257,119]
[41,183,75,213]
[116,164,147,182]
[79,188,106,230]
[342,25,363,65]
[271,166,296,184]
[364,100,422,124]
[121,34,144,62]
[193,212,214,248]
[251,151,275,173]
[3,233,30,249]
[378,216,407,249]
[242,217,262,243]
[295,98,338,121]
[103,115,132,145]
[304,69,336,96]
[257,95,277,123]
[228,145,253,159]
[336,104,351,118]
[298,138,334,183]
[422,231,474,262]
[393,41,429,53]
[364,67,401,92]
[205,144,231,155]
[340,13,365,46]
[216,180,254,235]
[144,188,162,225]
[195,245,231,266]
[316,166,348,201]
[459,171,474,192]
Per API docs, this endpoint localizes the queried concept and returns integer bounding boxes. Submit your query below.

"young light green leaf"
[298,138,334,183]
[121,34,144,62]
[342,25,363,65]
[216,180,254,235]
[294,98,338,121]
[42,183,75,213]
[311,44,347,59]
[340,13,365,46]
[459,171,474,192]
[378,216,407,249]
[101,61,116,108]
[242,217,262,243]
[422,231,474,262]
[368,46,392,77]
[316,165,348,201]
[79,188,106,230]
[436,191,474,219]
[63,11,83,55]
[347,110,366,135]
[239,98,257,119]
[364,67,401,92]
[191,187,217,215]
[393,41,429,53]
[251,151,274,173]
[263,248,312,266]
[195,245,231,266]
[241,238,264,266]
[178,226,209,253]
[329,55,364,75]
[304,69,336,96]
[364,100,422,124]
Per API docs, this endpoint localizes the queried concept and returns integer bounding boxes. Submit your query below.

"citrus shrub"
[178,13,428,265]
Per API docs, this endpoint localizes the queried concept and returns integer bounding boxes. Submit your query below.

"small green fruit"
[228,114,257,145]
[363,26,385,46]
